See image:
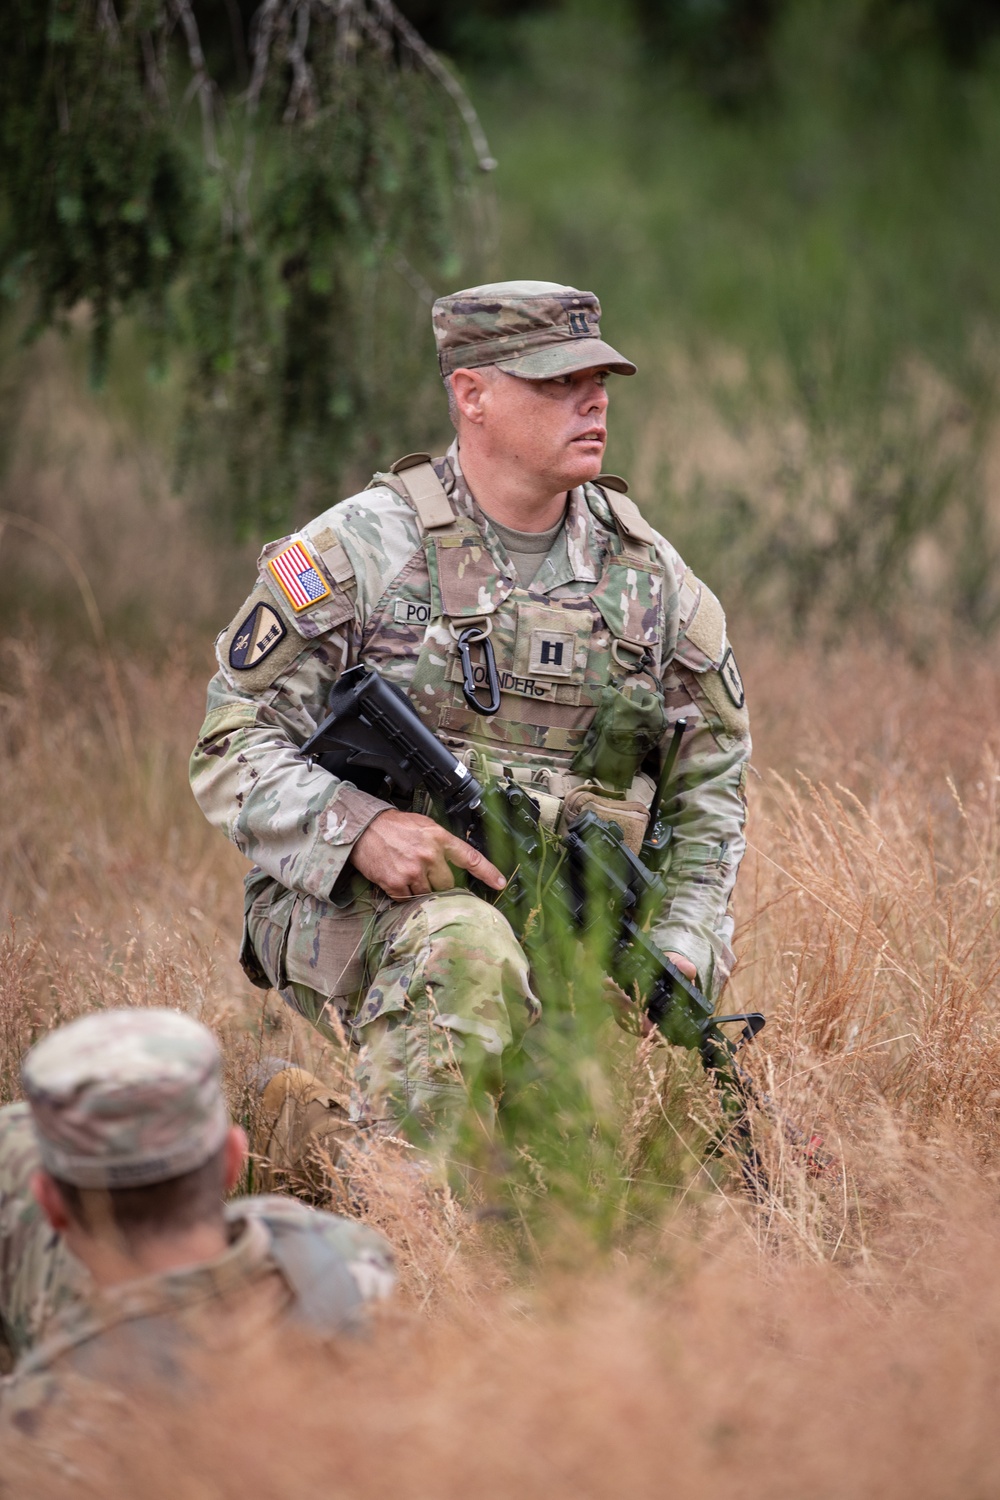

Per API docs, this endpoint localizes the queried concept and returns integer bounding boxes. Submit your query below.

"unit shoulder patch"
[719,646,745,709]
[218,583,311,693]
[229,600,287,670]
[695,663,750,740]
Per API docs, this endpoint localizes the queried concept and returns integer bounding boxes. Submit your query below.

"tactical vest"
[363,455,671,837]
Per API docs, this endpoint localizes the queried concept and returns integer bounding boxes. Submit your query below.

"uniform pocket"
[242,873,297,990]
[283,891,379,1004]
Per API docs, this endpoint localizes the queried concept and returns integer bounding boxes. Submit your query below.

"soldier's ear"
[223,1125,248,1194]
[450,368,491,425]
[30,1170,73,1232]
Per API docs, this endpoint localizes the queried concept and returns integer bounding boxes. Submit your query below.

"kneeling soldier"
[191,279,751,1168]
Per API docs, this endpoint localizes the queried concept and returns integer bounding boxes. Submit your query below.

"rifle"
[302,664,767,1176]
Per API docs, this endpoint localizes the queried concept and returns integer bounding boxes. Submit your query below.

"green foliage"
[0,0,492,529]
[396,0,551,69]
[633,0,1000,109]
[0,0,195,382]
[7,0,1000,628]
[452,903,717,1251]
[633,0,776,108]
[476,0,1000,634]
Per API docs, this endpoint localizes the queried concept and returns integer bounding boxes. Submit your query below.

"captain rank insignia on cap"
[267,540,331,612]
[719,647,745,709]
[229,601,288,670]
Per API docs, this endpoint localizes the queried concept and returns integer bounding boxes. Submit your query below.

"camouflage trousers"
[243,871,541,1150]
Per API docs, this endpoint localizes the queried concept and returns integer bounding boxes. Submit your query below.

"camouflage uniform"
[0,1009,395,1426]
[190,280,751,1144]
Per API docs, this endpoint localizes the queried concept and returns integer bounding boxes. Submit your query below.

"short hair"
[445,375,459,430]
[52,1144,228,1253]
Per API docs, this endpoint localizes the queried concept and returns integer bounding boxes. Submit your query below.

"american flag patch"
[267,540,331,612]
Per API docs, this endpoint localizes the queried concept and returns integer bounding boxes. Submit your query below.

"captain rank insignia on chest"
[528,629,575,678]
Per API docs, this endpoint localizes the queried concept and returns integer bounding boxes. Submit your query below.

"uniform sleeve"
[189,591,392,900]
[650,561,751,1001]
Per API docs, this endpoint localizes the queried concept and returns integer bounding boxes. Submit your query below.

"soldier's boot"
[252,1061,447,1219]
[254,1064,359,1208]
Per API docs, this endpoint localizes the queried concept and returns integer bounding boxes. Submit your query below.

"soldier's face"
[456,364,611,493]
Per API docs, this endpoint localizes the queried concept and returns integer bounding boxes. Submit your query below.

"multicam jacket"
[191,442,751,996]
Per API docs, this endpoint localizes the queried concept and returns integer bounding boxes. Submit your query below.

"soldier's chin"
[565,444,605,487]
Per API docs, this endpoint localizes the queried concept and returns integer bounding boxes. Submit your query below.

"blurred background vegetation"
[4,0,1000,640]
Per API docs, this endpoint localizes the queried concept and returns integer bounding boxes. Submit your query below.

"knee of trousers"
[359,889,540,1059]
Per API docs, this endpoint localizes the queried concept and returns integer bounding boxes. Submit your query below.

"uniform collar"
[442,440,602,591]
[18,1215,273,1376]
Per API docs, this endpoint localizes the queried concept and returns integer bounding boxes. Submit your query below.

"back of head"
[22,1009,231,1249]
[22,1007,228,1191]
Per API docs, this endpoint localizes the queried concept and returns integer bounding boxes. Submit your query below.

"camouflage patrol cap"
[22,1009,229,1190]
[432,279,637,380]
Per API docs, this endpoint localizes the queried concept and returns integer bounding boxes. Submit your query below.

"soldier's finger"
[443,834,506,892]
[427,853,457,891]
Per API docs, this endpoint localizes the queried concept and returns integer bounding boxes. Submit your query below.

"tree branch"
[169,0,221,169]
[284,1,317,123]
[376,0,497,172]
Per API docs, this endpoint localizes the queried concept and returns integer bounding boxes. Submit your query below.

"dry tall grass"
[2,341,1000,1493]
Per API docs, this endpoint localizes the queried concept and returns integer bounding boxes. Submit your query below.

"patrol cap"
[432,280,637,380]
[22,1009,230,1190]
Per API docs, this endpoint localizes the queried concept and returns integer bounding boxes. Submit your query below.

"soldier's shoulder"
[0,1103,38,1175]
[222,474,424,668]
[0,1101,34,1141]
[234,1196,396,1307]
[313,474,421,538]
[0,1361,137,1464]
[667,564,748,739]
[583,479,688,591]
[300,477,425,605]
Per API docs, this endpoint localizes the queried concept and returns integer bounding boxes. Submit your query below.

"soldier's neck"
[66,1220,231,1289]
[457,441,568,533]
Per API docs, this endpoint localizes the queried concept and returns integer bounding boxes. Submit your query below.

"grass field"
[2,332,1000,1494]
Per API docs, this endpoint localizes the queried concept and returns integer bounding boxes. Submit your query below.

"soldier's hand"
[350,810,507,900]
[603,953,699,1037]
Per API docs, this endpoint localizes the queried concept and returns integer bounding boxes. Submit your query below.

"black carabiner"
[457,626,501,716]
